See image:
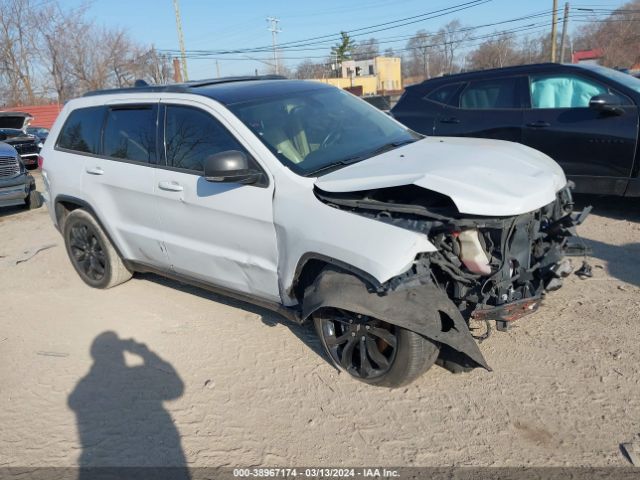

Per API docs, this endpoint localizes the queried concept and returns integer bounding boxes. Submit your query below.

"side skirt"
[125,260,302,324]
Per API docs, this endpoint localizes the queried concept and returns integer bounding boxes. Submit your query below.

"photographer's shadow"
[68,331,189,479]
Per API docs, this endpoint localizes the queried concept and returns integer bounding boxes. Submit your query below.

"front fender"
[302,267,490,370]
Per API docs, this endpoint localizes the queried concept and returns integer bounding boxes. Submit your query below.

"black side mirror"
[0,132,6,141]
[589,94,624,115]
[203,150,263,185]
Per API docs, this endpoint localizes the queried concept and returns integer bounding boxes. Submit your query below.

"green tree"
[331,31,356,74]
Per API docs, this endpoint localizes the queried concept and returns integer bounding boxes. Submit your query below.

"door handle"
[526,121,551,128]
[85,166,104,175]
[440,117,460,124]
[158,181,184,192]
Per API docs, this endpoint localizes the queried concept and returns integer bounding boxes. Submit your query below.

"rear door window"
[164,105,245,173]
[103,106,158,163]
[56,107,105,154]
[425,83,463,105]
[460,78,520,109]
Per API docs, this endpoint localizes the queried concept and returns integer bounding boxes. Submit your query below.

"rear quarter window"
[424,83,463,105]
[56,106,105,154]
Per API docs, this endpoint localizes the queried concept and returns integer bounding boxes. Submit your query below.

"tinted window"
[460,78,519,109]
[230,88,418,176]
[103,106,157,162]
[583,65,640,96]
[425,83,462,105]
[530,74,614,109]
[57,107,104,154]
[164,105,245,172]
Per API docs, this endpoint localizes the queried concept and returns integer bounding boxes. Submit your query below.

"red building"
[571,49,604,65]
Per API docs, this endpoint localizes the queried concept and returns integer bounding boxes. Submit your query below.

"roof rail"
[184,75,286,87]
[83,84,189,97]
[83,75,287,97]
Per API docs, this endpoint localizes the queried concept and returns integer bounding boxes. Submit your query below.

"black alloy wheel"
[317,308,398,380]
[68,222,107,283]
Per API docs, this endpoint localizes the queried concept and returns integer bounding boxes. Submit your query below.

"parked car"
[41,76,588,387]
[27,126,49,143]
[0,142,41,209]
[0,112,41,169]
[391,63,640,197]
[361,94,391,111]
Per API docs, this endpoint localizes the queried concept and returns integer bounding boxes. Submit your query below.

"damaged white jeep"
[42,77,589,387]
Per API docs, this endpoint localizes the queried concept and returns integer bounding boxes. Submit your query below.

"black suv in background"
[392,63,640,197]
[0,112,41,169]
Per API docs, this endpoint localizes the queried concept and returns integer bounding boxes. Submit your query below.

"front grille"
[0,155,20,178]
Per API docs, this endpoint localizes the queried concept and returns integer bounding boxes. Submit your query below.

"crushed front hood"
[314,137,567,216]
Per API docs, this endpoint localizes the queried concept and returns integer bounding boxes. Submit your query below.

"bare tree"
[0,0,40,105]
[438,20,471,74]
[295,59,327,79]
[406,30,432,78]
[573,0,640,68]
[405,29,447,80]
[1,0,178,105]
[136,48,172,85]
[352,38,379,61]
[468,33,519,70]
[37,2,93,102]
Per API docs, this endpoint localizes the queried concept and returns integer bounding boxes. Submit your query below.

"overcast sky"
[64,0,626,79]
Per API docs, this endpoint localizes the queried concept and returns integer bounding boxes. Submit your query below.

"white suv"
[41,76,588,387]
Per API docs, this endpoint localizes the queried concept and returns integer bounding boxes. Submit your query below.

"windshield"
[229,87,420,176]
[584,65,640,94]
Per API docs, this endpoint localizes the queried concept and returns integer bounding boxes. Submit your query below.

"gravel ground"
[1,172,639,468]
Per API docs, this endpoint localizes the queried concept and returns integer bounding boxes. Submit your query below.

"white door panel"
[154,169,280,301]
[155,100,280,301]
[83,159,168,266]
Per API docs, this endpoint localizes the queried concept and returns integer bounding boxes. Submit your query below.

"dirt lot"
[1,171,639,468]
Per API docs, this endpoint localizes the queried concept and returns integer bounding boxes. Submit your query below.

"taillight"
[37,155,44,169]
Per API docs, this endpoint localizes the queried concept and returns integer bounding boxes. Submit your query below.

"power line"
[177,24,553,62]
[161,0,492,57]
[160,8,557,57]
[163,8,634,60]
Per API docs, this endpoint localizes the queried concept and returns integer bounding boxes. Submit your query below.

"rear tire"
[63,209,132,289]
[313,308,439,388]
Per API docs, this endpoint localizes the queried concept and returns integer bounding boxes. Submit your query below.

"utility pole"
[559,3,570,63]
[550,0,559,62]
[173,0,188,81]
[266,17,281,75]
[216,60,221,78]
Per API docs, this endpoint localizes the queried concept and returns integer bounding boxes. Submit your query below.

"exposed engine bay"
[315,182,591,332]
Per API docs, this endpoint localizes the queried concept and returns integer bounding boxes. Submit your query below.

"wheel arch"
[54,194,128,263]
[300,265,490,371]
[289,252,382,303]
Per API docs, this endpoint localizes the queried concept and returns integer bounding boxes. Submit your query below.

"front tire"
[63,209,132,289]
[24,189,42,210]
[313,308,439,388]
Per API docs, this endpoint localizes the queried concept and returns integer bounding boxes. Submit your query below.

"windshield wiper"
[368,138,417,157]
[305,159,353,177]
[305,138,417,177]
